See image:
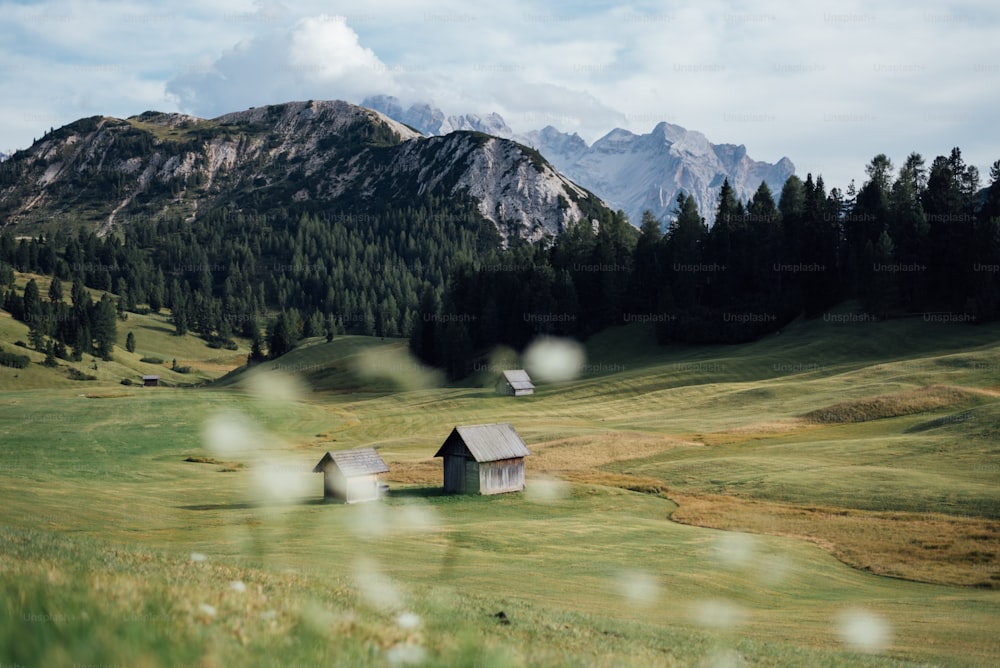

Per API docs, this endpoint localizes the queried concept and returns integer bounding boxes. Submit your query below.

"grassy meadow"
[0,308,999,666]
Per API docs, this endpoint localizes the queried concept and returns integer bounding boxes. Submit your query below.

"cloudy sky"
[2,0,998,190]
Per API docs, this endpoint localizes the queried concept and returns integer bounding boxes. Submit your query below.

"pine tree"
[325,314,336,343]
[48,276,63,303]
[125,331,136,353]
[92,294,117,360]
[267,312,298,359]
[862,231,896,318]
[630,210,664,314]
[889,154,930,310]
[248,328,267,365]
[0,262,13,287]
[72,325,90,361]
[409,285,441,365]
[745,181,781,295]
[663,193,706,311]
[173,303,188,336]
[22,278,42,325]
[28,320,46,351]
[43,340,57,367]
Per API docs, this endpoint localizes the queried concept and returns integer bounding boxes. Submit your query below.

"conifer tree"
[92,294,117,360]
[48,276,63,303]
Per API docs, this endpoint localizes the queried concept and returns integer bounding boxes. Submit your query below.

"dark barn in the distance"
[313,447,390,503]
[434,423,531,495]
[142,375,159,387]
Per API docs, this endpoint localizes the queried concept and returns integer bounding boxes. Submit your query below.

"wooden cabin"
[312,447,390,503]
[495,370,534,396]
[434,423,531,495]
[142,375,159,387]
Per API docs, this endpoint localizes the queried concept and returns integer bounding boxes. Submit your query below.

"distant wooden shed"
[434,423,531,495]
[142,375,159,387]
[496,370,534,396]
[312,447,390,503]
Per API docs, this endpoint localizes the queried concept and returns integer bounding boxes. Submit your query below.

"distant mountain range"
[0,100,609,242]
[364,95,795,226]
[0,96,795,244]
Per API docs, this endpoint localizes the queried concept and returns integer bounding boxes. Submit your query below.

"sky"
[1,0,998,191]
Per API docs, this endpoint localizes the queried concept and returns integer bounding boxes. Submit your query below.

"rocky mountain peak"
[0,100,606,243]
[363,97,796,226]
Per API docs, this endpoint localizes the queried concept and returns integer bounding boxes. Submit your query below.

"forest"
[1,147,998,379]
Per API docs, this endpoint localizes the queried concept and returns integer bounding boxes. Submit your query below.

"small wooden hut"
[312,447,390,503]
[142,375,160,387]
[434,423,531,495]
[495,370,534,396]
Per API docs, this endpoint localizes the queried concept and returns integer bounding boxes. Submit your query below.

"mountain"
[528,122,795,227]
[364,94,518,140]
[363,96,795,226]
[0,100,607,242]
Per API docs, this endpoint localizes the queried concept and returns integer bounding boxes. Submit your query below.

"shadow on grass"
[179,491,447,510]
[387,486,446,499]
[139,322,175,335]
[179,498,330,511]
[180,502,258,511]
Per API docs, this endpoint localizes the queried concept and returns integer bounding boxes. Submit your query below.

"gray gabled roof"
[313,447,389,477]
[501,370,534,390]
[434,423,531,462]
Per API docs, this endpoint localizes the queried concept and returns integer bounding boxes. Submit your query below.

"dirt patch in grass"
[668,490,1000,588]
[560,470,671,497]
[531,432,698,471]
[386,459,439,485]
[803,384,976,424]
[690,418,815,446]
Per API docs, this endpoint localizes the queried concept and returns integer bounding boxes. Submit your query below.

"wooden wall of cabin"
[479,458,524,495]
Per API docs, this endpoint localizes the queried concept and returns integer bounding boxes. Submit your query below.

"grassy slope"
[1,273,247,389]
[0,315,998,666]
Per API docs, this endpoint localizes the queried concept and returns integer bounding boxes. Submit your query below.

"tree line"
[1,146,998,378]
[412,148,1000,376]
[0,191,501,363]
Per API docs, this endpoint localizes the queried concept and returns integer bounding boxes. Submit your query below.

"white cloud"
[167,14,399,117]
[0,0,997,189]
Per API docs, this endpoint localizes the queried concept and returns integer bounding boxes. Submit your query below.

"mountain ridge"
[363,95,795,225]
[0,100,608,243]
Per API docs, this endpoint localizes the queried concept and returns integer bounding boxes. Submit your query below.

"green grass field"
[1,312,998,666]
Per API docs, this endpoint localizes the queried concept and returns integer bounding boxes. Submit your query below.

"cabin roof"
[142,375,160,380]
[501,369,534,390]
[434,422,531,462]
[313,447,389,477]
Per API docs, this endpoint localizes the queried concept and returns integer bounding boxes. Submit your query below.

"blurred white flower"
[353,558,403,611]
[397,611,421,630]
[713,532,755,568]
[837,608,891,652]
[525,476,570,503]
[692,599,747,630]
[524,336,585,383]
[386,642,426,666]
[616,570,660,607]
[202,410,263,457]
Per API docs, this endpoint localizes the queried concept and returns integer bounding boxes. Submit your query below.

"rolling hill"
[0,307,998,665]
